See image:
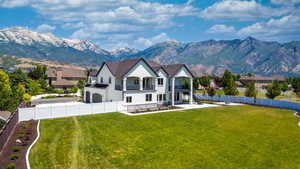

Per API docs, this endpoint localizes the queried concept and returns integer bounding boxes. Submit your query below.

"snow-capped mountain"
[0,27,141,65]
[0,27,108,55]
[109,47,139,57]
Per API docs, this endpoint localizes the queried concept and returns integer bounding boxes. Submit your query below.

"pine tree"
[266,80,281,99]
[245,81,257,98]
[224,76,239,95]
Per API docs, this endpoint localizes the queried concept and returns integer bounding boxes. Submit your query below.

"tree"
[29,65,47,89]
[9,68,29,90]
[199,76,211,89]
[28,79,42,95]
[245,81,257,98]
[28,65,47,80]
[222,69,233,88]
[16,83,26,102]
[291,78,300,96]
[280,82,289,94]
[222,70,239,96]
[224,75,239,96]
[247,72,253,77]
[0,70,13,111]
[207,87,216,97]
[266,80,281,99]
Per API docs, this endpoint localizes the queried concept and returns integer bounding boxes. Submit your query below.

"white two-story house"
[84,58,194,111]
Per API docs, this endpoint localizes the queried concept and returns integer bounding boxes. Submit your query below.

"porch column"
[139,77,143,90]
[90,92,93,103]
[154,78,157,90]
[189,78,193,104]
[171,77,175,106]
[123,77,127,91]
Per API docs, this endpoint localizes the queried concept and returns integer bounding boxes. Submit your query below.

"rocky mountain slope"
[132,38,300,76]
[0,27,300,76]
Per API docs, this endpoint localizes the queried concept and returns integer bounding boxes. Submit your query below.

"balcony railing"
[115,84,155,91]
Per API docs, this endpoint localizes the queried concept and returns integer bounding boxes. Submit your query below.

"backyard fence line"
[194,94,300,111]
[18,101,125,122]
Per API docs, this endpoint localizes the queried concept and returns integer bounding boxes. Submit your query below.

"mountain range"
[0,27,300,76]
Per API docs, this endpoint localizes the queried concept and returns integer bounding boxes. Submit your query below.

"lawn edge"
[26,120,40,169]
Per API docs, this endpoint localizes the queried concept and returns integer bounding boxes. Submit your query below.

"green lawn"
[30,106,300,169]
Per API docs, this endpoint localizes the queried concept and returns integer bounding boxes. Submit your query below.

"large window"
[126,96,132,103]
[146,94,152,101]
[134,79,139,85]
[158,78,164,85]
[157,94,167,101]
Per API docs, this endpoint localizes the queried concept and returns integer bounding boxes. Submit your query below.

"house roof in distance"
[0,111,11,121]
[98,57,194,78]
[51,79,77,87]
[46,67,86,78]
[240,75,285,81]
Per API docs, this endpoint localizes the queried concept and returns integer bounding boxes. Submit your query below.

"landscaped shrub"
[18,131,26,138]
[63,94,74,98]
[7,163,16,169]
[12,146,20,152]
[10,154,18,160]
[21,122,29,129]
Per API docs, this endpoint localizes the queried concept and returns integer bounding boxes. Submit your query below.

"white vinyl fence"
[194,94,300,111]
[18,101,124,122]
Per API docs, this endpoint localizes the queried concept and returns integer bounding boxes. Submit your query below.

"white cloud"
[36,24,56,33]
[134,33,170,49]
[0,0,197,48]
[199,0,289,21]
[0,0,30,8]
[237,14,300,40]
[206,24,236,34]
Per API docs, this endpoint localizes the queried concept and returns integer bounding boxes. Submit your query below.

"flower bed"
[131,106,181,114]
[0,120,38,169]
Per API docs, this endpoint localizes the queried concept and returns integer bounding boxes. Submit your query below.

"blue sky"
[0,0,299,49]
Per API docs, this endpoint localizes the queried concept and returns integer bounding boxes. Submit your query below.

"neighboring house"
[46,67,86,89]
[84,58,194,109]
[240,75,286,87]
[0,111,11,121]
[87,71,97,84]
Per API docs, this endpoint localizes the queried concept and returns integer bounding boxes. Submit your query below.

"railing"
[143,85,154,90]
[115,84,155,91]
[194,94,300,111]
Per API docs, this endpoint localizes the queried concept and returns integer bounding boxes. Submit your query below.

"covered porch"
[116,76,157,91]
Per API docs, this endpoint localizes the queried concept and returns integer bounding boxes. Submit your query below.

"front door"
[175,92,180,101]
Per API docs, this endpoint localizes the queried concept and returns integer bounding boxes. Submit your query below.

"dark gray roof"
[97,58,193,78]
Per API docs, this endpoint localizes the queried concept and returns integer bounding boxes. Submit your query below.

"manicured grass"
[289,98,300,103]
[30,105,300,169]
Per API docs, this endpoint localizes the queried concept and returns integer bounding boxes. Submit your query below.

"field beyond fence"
[195,94,300,111]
